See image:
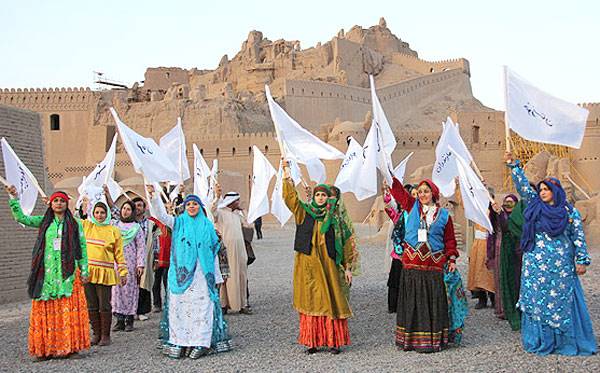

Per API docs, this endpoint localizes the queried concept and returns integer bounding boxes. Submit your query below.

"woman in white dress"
[147,187,231,359]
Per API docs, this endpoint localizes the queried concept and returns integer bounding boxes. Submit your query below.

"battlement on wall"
[0,87,98,110]
[391,53,470,76]
[1,87,93,93]
[283,68,465,104]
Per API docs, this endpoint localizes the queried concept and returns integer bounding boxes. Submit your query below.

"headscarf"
[28,191,82,299]
[218,192,240,209]
[89,202,111,226]
[417,179,440,203]
[168,197,230,346]
[119,201,137,223]
[183,195,203,206]
[299,183,332,221]
[117,201,141,246]
[169,197,220,295]
[521,177,570,253]
[504,194,519,203]
[327,186,359,270]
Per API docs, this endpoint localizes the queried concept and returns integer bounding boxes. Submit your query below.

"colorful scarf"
[169,203,220,295]
[119,223,141,247]
[521,177,570,253]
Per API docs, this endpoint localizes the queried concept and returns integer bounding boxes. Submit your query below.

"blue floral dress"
[509,162,597,356]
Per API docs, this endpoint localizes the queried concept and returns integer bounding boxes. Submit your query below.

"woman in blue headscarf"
[147,186,231,359]
[505,152,597,356]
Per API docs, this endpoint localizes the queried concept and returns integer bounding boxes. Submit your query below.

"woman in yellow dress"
[282,160,358,354]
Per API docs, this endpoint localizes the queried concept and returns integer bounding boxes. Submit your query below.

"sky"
[0,0,598,110]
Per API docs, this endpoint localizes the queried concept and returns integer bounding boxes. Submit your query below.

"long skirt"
[28,274,90,358]
[499,231,522,330]
[467,238,495,293]
[168,264,214,348]
[396,269,449,353]
[521,278,597,356]
[387,258,403,313]
[298,314,350,348]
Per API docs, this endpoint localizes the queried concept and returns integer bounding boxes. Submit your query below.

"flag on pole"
[110,108,179,183]
[192,144,212,205]
[247,146,276,224]
[271,162,293,226]
[363,75,396,186]
[451,146,493,233]
[76,134,123,207]
[433,117,473,197]
[334,136,372,200]
[265,85,344,183]
[159,117,191,183]
[505,66,589,149]
[393,152,414,183]
[1,137,41,215]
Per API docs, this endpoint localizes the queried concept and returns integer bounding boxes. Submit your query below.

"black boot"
[124,315,134,332]
[112,314,125,332]
[474,291,487,309]
[489,292,496,308]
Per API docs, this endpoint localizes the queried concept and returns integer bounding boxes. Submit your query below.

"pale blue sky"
[1,0,598,110]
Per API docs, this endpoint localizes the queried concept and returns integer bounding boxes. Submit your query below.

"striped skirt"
[395,268,449,353]
[28,274,90,358]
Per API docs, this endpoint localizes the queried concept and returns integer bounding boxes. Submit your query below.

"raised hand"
[4,185,17,197]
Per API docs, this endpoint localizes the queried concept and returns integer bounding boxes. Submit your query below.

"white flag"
[367,75,396,185]
[77,134,123,205]
[505,67,589,149]
[271,162,293,226]
[433,117,473,197]
[356,124,379,200]
[265,85,344,183]
[248,146,276,224]
[451,146,493,233]
[192,144,212,205]
[393,152,414,183]
[159,117,191,183]
[1,137,40,215]
[110,108,179,183]
[334,137,371,200]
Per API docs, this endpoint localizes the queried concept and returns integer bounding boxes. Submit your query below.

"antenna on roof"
[93,71,128,89]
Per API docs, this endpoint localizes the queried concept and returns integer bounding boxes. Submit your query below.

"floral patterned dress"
[509,162,597,356]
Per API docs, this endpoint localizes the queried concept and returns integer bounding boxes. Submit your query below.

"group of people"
[4,150,597,361]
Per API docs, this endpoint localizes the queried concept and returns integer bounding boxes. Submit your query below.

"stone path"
[0,224,599,372]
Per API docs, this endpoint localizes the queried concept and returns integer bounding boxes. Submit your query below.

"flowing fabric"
[118,223,141,247]
[445,267,468,345]
[521,178,569,253]
[169,212,219,295]
[499,200,525,330]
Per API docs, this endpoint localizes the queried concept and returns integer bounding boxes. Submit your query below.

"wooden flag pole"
[0,174,9,187]
[566,175,591,200]
[503,66,512,153]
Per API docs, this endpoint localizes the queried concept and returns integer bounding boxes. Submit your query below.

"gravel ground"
[1,223,599,372]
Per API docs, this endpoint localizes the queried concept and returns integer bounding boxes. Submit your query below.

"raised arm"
[8,199,44,228]
[147,185,175,229]
[282,176,306,225]
[383,190,401,223]
[504,152,537,203]
[390,177,415,212]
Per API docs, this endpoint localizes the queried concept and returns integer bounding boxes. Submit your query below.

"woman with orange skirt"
[5,185,90,360]
[282,160,357,355]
